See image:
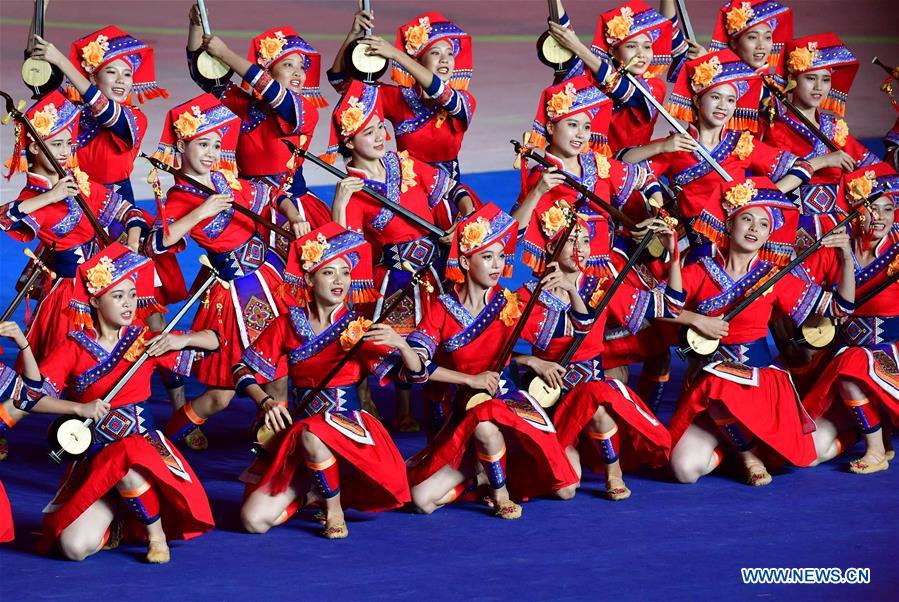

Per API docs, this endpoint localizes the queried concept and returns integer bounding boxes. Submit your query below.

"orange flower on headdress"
[833,118,849,147]
[398,151,418,193]
[258,31,287,65]
[605,6,635,44]
[173,105,208,140]
[31,103,59,138]
[725,2,755,35]
[499,289,523,326]
[72,167,91,197]
[81,35,109,72]
[848,170,875,202]
[86,256,115,295]
[459,216,492,254]
[123,330,148,363]
[547,82,577,120]
[404,17,433,55]
[540,202,569,238]
[691,56,723,92]
[300,233,331,270]
[788,42,819,75]
[724,179,759,209]
[340,96,366,137]
[733,131,755,160]
[595,152,611,179]
[340,317,373,351]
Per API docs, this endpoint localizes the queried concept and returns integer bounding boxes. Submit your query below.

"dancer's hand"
[263,401,292,433]
[467,371,500,395]
[78,399,111,421]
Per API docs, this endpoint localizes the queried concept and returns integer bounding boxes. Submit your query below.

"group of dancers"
[0,0,896,564]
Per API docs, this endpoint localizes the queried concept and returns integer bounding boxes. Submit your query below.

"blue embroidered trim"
[442,289,508,353]
[673,130,740,189]
[71,326,143,396]
[695,257,776,316]
[286,307,355,364]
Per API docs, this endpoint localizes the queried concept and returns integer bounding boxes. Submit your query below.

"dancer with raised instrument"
[18,244,218,563]
[873,57,899,171]
[341,9,477,203]
[186,6,332,239]
[234,224,410,539]
[514,205,682,501]
[326,80,456,432]
[385,204,578,519]
[147,95,290,450]
[665,177,855,487]
[765,34,885,249]
[545,1,680,155]
[800,166,899,474]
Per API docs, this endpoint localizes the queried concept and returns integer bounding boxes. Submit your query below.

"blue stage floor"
[1,167,896,601]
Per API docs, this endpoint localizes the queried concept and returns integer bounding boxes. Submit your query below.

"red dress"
[399,285,579,500]
[647,128,810,255]
[0,481,12,543]
[885,117,899,172]
[670,254,851,466]
[764,110,884,247]
[237,307,410,512]
[344,151,453,332]
[34,326,214,551]
[801,236,899,423]
[516,276,677,472]
[607,76,668,156]
[0,172,145,360]
[148,171,289,387]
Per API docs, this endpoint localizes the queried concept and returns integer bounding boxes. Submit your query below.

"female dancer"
[515,205,682,500]
[328,80,455,431]
[638,50,811,262]
[765,33,883,248]
[801,165,898,473]
[0,91,145,455]
[667,177,855,486]
[386,204,579,519]
[150,94,289,449]
[235,223,410,539]
[333,8,475,193]
[22,244,217,563]
[187,11,331,242]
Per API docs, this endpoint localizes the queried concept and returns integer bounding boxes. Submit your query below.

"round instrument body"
[647,237,667,259]
[536,32,576,71]
[256,424,276,447]
[685,327,720,356]
[799,316,836,349]
[527,376,562,408]
[464,392,492,411]
[196,51,232,80]
[21,57,52,86]
[346,42,388,83]
[48,416,93,459]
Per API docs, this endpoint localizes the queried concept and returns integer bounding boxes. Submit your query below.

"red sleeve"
[241,315,293,383]
[39,339,78,398]
[379,85,407,125]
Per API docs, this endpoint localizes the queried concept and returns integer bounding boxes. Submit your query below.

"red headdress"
[151,93,240,175]
[446,203,517,283]
[322,80,385,165]
[709,0,793,75]
[69,26,168,104]
[785,33,858,118]
[521,201,614,278]
[391,12,472,92]
[246,26,326,108]
[5,90,81,179]
[528,74,613,156]
[590,1,674,80]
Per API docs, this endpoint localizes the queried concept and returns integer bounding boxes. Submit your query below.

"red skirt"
[803,344,899,424]
[191,262,289,387]
[25,278,76,362]
[296,192,332,229]
[603,323,676,369]
[669,363,817,467]
[0,480,13,543]
[245,411,410,513]
[152,252,189,306]
[38,432,214,552]
[554,379,671,472]
[407,392,579,500]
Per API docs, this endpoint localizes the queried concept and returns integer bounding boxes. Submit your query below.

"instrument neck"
[197,0,212,36]
[548,0,560,24]
[362,0,373,36]
[33,0,44,41]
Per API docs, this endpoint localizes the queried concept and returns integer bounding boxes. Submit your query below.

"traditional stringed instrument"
[192,0,234,86]
[536,0,576,75]
[21,0,64,99]
[344,0,388,83]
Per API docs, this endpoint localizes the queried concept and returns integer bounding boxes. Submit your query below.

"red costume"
[802,166,899,430]
[1,91,146,361]
[661,50,811,261]
[670,179,851,467]
[149,94,288,387]
[29,246,213,552]
[236,224,409,513]
[392,205,578,500]
[765,33,884,248]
